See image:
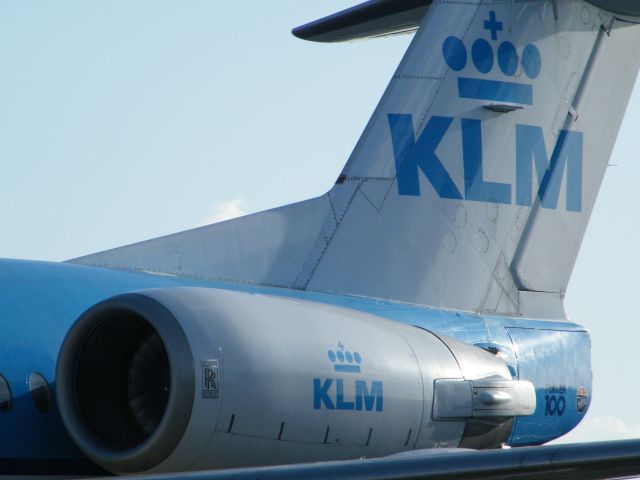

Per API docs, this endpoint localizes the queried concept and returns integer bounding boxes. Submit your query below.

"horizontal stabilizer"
[292,0,431,43]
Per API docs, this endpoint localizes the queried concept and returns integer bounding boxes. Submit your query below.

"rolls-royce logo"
[202,359,219,399]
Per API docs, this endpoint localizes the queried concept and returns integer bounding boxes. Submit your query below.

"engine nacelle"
[56,287,535,474]
[586,0,640,17]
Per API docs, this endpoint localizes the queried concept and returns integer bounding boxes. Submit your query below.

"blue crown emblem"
[327,342,362,373]
[441,10,541,106]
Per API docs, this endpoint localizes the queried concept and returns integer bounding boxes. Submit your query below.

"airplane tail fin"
[293,0,640,317]
[72,1,640,318]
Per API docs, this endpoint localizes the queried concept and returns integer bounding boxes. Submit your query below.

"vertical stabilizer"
[72,1,640,319]
[296,0,640,317]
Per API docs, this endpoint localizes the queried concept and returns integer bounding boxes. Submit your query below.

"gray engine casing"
[56,287,534,474]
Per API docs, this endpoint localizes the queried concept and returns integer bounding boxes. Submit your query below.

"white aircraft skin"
[2,1,640,479]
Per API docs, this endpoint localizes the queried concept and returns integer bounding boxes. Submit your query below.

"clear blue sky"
[1,1,639,442]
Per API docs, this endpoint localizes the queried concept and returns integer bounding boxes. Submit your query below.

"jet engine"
[56,287,535,474]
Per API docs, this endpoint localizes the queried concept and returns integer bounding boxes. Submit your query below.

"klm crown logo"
[388,9,583,212]
[328,342,362,373]
[314,342,383,412]
[442,10,541,106]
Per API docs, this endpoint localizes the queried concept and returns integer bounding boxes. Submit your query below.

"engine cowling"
[56,287,535,474]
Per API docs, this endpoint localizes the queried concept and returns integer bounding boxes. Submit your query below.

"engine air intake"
[56,294,194,473]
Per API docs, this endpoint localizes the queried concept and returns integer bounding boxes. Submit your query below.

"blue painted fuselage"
[0,259,590,466]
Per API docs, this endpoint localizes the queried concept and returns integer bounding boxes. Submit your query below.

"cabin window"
[28,372,51,413]
[0,375,11,413]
